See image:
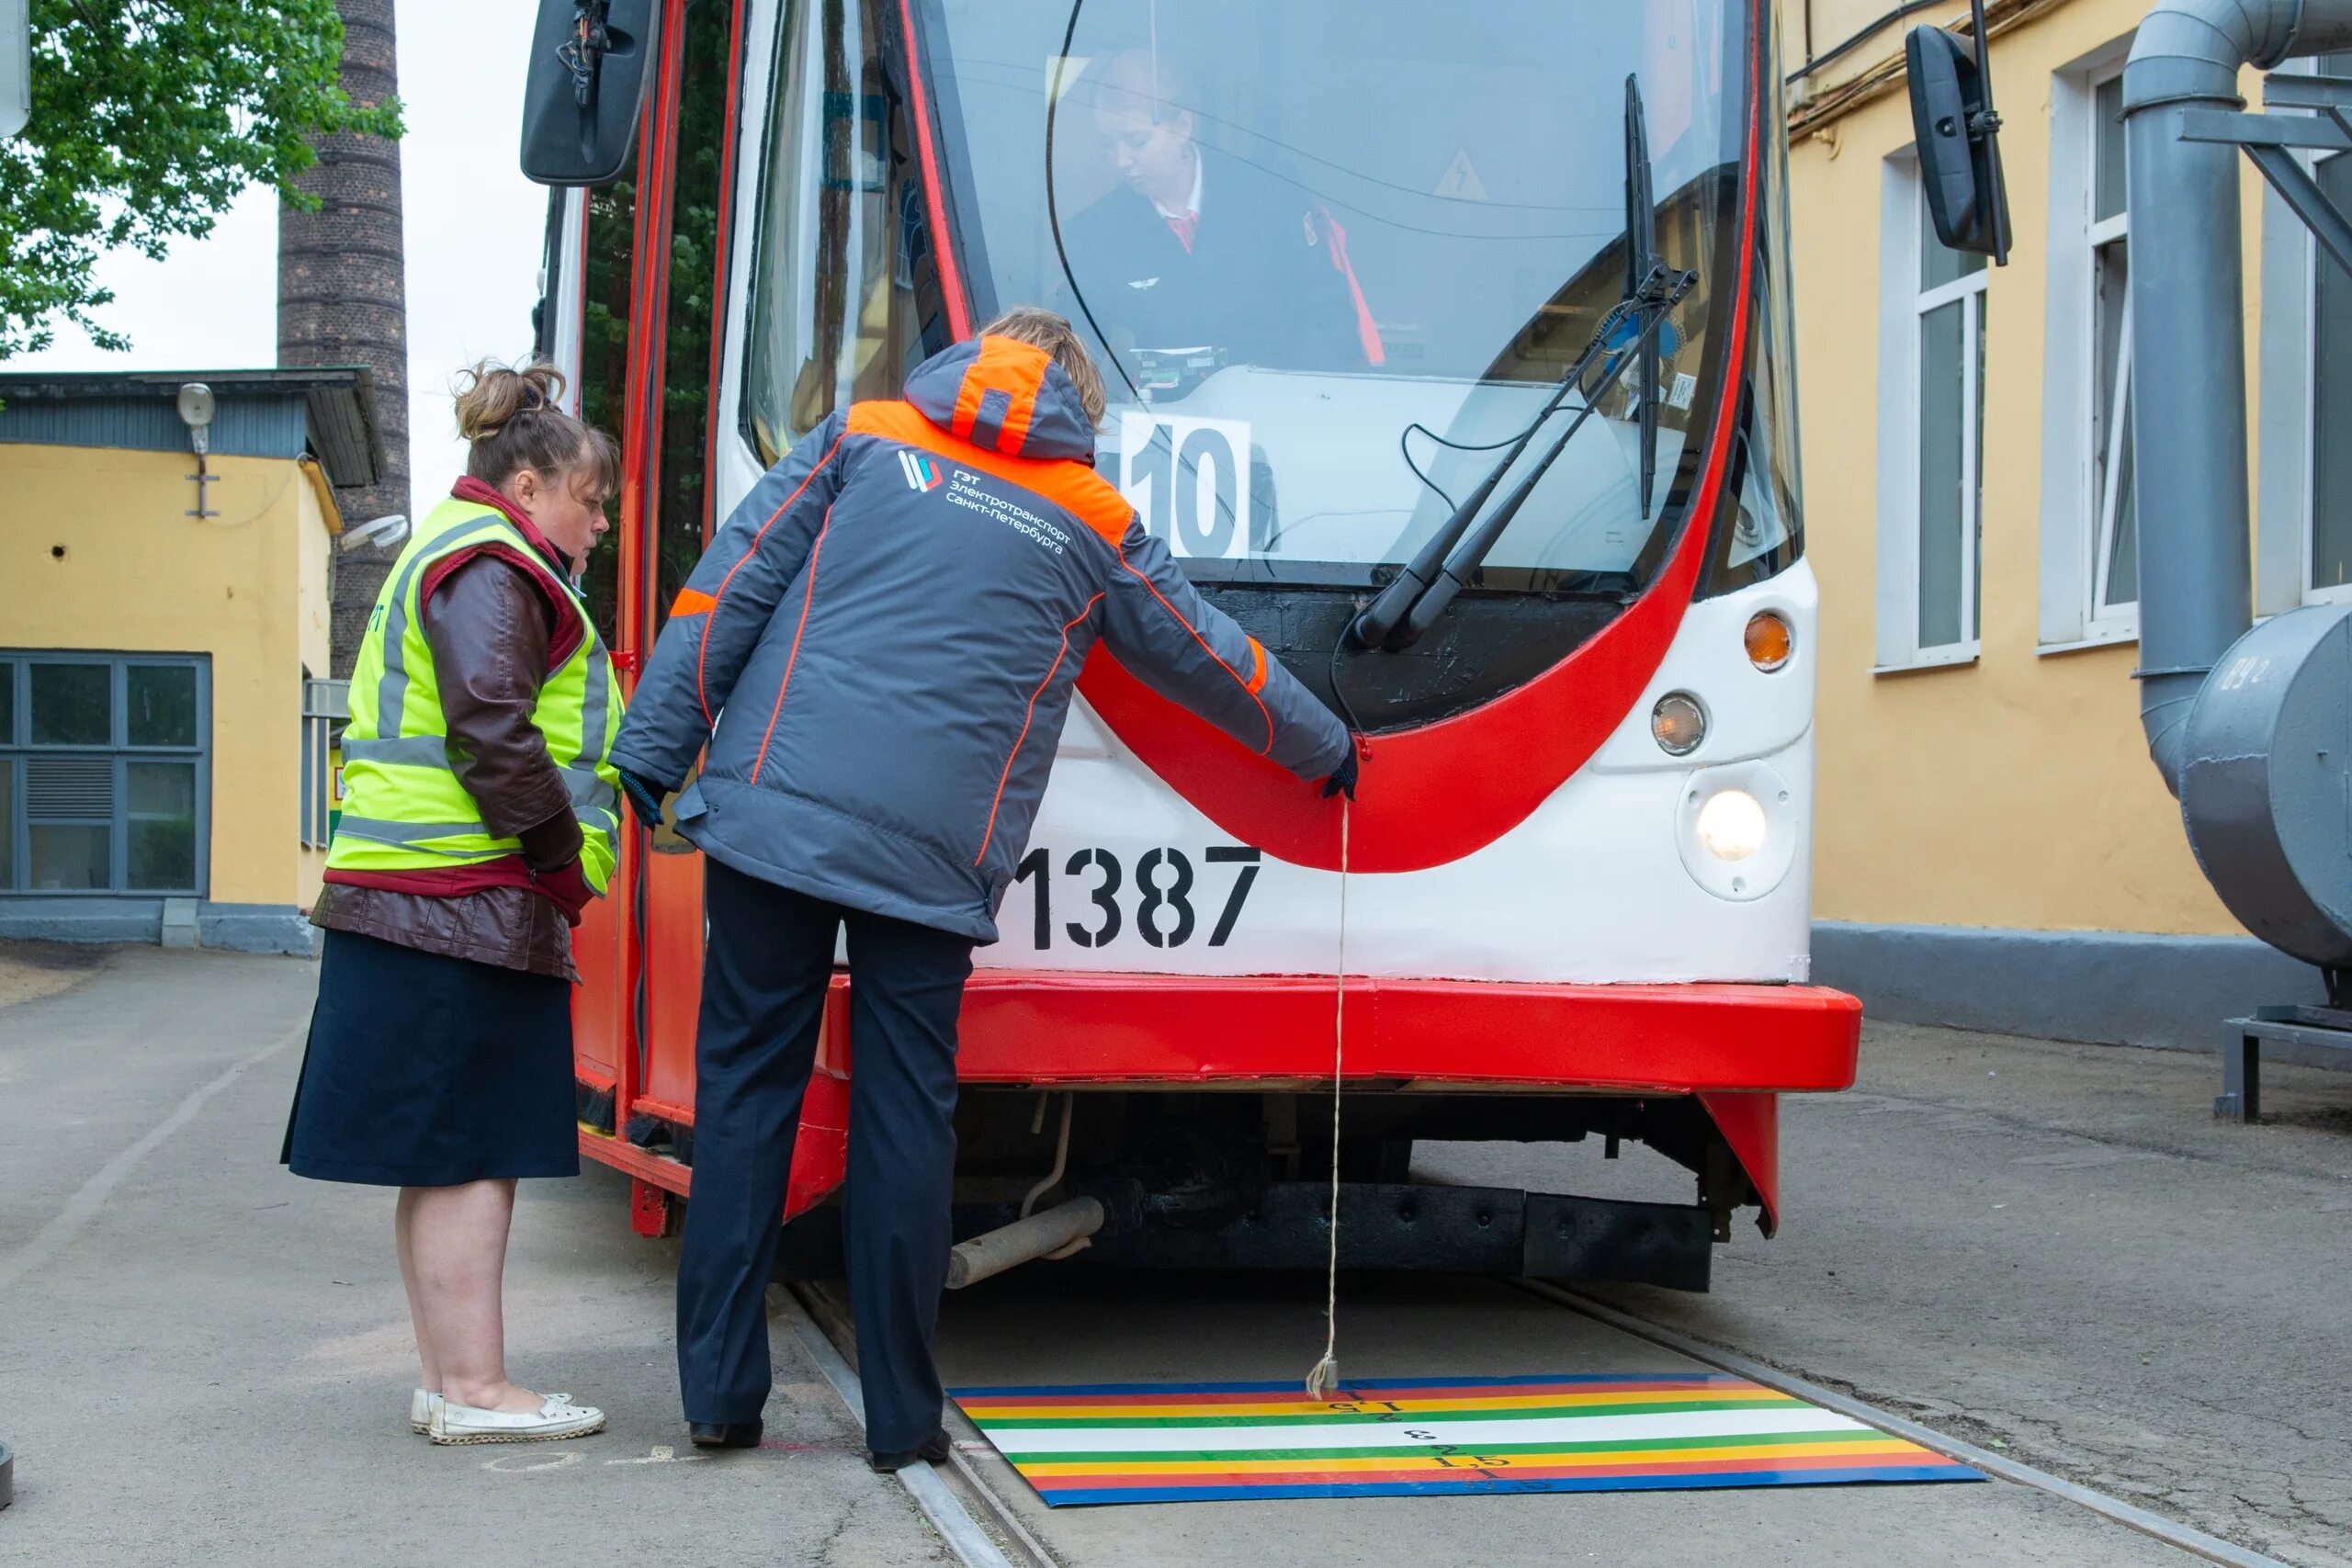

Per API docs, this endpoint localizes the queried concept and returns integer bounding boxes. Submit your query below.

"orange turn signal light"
[1745,611,1793,672]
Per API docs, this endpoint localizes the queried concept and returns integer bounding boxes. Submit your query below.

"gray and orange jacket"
[609,335,1351,942]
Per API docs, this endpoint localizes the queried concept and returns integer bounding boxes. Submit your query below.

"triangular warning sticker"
[1433,149,1487,201]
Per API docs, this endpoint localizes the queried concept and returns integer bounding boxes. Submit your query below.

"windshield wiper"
[1371,265,1693,648]
[1624,73,1665,525]
[1350,74,1690,652]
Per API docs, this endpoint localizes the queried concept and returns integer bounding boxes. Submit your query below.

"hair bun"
[453,357,617,502]
[452,359,569,443]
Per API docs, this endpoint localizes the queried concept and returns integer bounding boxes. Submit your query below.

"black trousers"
[677,858,975,1451]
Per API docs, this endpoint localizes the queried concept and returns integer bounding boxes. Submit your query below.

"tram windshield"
[925,0,1751,590]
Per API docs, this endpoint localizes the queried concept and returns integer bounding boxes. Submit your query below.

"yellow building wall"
[0,444,330,911]
[1789,0,2268,936]
[294,463,334,908]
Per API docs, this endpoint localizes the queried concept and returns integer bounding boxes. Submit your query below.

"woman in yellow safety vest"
[282,362,624,1447]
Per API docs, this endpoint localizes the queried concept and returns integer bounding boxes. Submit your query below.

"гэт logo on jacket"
[899,451,946,492]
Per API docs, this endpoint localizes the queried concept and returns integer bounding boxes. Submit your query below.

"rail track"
[781,1273,2292,1568]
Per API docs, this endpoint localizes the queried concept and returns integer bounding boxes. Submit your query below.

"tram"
[522,0,1860,1289]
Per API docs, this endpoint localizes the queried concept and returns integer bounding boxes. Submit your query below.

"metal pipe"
[2124,0,2352,793]
[944,1197,1106,1290]
[1018,1092,1074,1222]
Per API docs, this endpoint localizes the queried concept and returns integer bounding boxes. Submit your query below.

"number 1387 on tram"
[523,0,1859,1287]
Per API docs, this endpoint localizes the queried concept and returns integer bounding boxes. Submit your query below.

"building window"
[1877,153,1986,669]
[0,653,209,895]
[2086,73,2137,634]
[300,672,346,850]
[2256,54,2352,613]
[2039,46,2141,649]
[2310,147,2352,601]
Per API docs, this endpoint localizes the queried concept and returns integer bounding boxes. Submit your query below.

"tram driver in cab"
[1061,49,1381,379]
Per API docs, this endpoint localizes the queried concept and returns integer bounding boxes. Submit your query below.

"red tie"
[1166,210,1197,253]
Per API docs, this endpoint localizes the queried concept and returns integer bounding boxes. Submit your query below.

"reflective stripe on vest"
[325,498,624,892]
[340,738,619,821]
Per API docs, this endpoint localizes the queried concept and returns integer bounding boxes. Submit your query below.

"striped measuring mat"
[950,1374,1984,1506]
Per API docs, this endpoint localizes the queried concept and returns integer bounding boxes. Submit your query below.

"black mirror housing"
[520,0,662,187]
[1905,24,2011,263]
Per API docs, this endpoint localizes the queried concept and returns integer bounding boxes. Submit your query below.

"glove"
[618,767,673,835]
[1319,745,1360,801]
[532,855,596,928]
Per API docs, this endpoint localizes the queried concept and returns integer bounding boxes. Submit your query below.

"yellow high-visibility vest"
[326,498,622,891]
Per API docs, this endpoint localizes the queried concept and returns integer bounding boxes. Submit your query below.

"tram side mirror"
[1905,24,2012,263]
[520,0,662,187]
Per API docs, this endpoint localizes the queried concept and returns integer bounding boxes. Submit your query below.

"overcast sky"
[8,0,546,516]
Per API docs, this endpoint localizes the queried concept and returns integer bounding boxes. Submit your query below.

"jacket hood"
[903,335,1098,461]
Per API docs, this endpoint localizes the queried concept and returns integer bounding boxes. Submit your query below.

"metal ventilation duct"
[2125,0,2352,966]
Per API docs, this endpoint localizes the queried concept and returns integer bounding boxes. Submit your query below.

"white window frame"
[1875,150,1985,671]
[2300,145,2352,606]
[2256,57,2352,614]
[2038,43,2139,652]
[300,671,346,850]
[2086,243,2134,629]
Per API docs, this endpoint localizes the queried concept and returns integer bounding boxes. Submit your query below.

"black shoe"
[865,1432,951,1472]
[688,1419,763,1449]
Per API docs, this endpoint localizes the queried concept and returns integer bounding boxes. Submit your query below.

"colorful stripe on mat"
[950,1374,1984,1506]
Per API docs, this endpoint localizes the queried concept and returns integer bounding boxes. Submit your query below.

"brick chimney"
[278,0,409,678]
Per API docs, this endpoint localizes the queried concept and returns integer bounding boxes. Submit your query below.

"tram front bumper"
[936,973,1861,1095]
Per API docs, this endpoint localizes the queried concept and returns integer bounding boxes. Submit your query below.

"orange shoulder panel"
[847,400,1133,547]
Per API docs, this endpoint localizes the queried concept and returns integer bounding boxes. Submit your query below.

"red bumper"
[582,975,1860,1232]
[945,973,1860,1092]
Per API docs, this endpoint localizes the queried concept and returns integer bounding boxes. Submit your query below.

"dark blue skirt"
[282,929,580,1186]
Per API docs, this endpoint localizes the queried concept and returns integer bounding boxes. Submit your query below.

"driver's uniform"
[1061,141,1370,371]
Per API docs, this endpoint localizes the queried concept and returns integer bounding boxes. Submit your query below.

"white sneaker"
[410,1389,445,1434]
[428,1392,606,1446]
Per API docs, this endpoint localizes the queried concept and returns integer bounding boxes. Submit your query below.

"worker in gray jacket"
[609,307,1353,1469]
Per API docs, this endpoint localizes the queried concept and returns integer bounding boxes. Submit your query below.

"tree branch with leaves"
[0,0,402,359]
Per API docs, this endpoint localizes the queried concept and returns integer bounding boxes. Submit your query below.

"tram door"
[569,0,959,1121]
[572,0,749,1112]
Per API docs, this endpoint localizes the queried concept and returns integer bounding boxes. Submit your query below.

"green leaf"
[0,1,409,358]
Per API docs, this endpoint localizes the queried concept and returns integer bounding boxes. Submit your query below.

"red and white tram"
[526,0,1859,1287]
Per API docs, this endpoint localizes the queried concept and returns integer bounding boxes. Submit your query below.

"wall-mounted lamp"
[175,382,218,520]
[340,513,410,553]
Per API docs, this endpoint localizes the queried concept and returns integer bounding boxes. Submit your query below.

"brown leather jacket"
[311,554,587,980]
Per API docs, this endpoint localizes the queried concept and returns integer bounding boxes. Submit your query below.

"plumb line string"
[1305,795,1350,1401]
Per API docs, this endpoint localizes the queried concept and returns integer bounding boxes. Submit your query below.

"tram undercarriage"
[602,1085,1769,1292]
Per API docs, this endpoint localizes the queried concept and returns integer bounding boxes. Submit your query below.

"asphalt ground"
[1418,1025,2352,1568]
[0,948,947,1568]
[4,944,2348,1566]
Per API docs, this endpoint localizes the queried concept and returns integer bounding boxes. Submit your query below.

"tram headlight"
[1694,788,1768,861]
[1651,692,1707,756]
[1677,761,1797,902]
